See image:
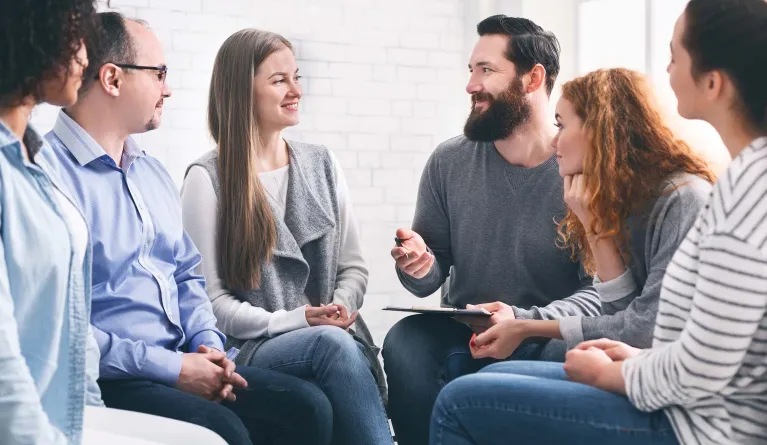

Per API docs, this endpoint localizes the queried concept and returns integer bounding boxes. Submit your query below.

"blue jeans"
[99,365,332,445]
[383,315,564,445]
[430,361,680,445]
[248,325,392,445]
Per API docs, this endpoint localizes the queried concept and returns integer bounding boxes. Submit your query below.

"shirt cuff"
[559,316,585,349]
[267,306,310,337]
[332,289,355,314]
[144,347,184,387]
[593,269,638,303]
[188,329,225,353]
[511,306,538,320]
[621,349,653,410]
[331,293,359,332]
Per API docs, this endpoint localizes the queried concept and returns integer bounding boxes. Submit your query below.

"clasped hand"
[563,339,641,392]
[305,304,357,330]
[177,345,248,403]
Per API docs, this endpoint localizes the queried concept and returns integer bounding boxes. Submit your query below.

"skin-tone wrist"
[594,361,627,395]
[586,233,626,282]
[514,319,563,340]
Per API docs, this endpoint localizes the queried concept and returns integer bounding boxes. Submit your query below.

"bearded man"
[382,15,601,445]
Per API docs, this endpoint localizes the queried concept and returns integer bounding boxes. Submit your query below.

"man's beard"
[463,77,531,142]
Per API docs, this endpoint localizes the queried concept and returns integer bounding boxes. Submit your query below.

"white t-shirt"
[259,165,289,220]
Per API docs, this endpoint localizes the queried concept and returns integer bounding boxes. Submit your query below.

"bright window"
[576,0,729,172]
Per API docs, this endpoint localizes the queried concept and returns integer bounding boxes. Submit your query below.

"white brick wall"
[27,0,729,351]
[31,0,473,346]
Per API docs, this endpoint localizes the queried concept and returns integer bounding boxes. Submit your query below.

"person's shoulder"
[651,172,712,219]
[185,149,218,178]
[43,130,75,163]
[664,172,713,201]
[726,138,767,197]
[433,134,476,158]
[286,139,335,172]
[425,134,483,171]
[140,151,170,171]
[287,139,333,162]
[133,146,179,190]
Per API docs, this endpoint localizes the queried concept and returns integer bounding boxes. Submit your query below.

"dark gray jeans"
[382,314,566,445]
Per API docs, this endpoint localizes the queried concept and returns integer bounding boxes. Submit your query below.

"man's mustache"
[471,92,494,105]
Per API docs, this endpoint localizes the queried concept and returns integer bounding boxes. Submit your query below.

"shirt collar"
[53,109,145,167]
[0,119,45,159]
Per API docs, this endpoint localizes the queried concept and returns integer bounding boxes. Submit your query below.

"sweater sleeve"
[396,149,453,297]
[180,166,308,340]
[558,180,709,349]
[512,266,602,326]
[328,151,369,314]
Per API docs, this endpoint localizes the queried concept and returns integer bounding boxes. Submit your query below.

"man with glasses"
[45,12,334,445]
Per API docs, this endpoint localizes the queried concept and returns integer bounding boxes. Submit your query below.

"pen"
[394,237,415,259]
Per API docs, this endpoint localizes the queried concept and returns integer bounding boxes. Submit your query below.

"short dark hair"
[0,0,98,107]
[683,0,767,130]
[79,11,144,93]
[477,15,561,96]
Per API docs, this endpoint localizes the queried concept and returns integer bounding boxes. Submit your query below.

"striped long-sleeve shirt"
[623,137,767,445]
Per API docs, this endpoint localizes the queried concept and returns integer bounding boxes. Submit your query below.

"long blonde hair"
[208,29,292,291]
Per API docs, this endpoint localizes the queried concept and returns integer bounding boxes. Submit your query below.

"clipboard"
[383,305,492,316]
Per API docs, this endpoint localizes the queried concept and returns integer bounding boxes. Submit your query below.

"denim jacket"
[0,120,103,445]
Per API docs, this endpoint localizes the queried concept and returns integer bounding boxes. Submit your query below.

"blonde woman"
[181,29,392,445]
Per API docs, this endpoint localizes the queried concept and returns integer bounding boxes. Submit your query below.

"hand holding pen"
[390,228,434,279]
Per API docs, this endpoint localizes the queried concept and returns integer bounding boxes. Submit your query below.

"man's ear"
[525,63,547,94]
[99,64,122,97]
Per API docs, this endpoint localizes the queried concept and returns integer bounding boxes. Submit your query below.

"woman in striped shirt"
[428,1,767,444]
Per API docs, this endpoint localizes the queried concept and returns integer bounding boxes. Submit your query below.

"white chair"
[83,406,228,445]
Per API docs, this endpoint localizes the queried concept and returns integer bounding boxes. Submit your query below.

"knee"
[431,376,476,427]
[188,404,250,445]
[478,361,509,374]
[383,315,422,356]
[314,325,361,358]
[382,315,431,368]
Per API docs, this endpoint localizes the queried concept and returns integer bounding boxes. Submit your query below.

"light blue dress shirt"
[46,110,225,387]
[0,120,103,445]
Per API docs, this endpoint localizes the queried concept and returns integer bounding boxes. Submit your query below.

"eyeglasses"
[95,63,168,83]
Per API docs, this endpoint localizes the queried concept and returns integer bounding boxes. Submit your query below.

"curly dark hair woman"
[0,0,97,108]
[0,0,104,443]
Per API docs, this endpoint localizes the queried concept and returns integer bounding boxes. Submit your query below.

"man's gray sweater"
[398,135,600,325]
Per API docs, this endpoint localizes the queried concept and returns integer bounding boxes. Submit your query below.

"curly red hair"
[557,68,715,275]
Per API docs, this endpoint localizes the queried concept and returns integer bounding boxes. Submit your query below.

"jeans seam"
[263,360,313,371]
[446,403,675,436]
[256,328,328,371]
